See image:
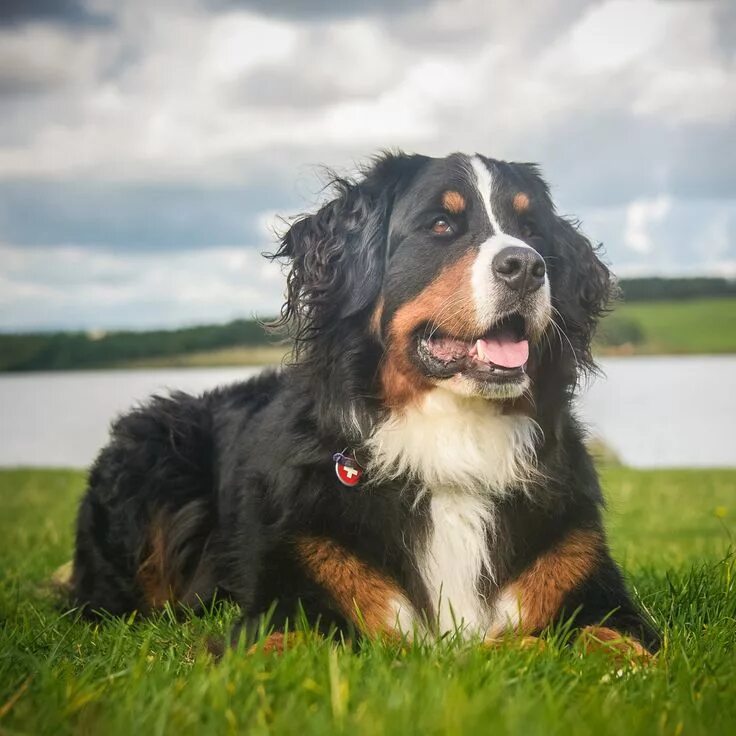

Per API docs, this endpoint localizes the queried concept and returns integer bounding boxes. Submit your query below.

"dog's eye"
[431,217,454,236]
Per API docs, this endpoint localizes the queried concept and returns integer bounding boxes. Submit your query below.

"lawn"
[1,467,735,735]
[598,297,736,355]
[121,345,289,369]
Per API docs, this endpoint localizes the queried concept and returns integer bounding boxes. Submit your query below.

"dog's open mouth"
[416,313,530,381]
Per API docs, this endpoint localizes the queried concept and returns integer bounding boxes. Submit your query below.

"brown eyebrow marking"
[513,192,530,213]
[442,190,466,214]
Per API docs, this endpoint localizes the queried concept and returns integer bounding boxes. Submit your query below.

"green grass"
[120,345,289,369]
[598,297,736,355]
[2,468,736,735]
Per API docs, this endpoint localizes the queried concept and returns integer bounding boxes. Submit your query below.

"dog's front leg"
[294,536,416,640]
[485,528,656,661]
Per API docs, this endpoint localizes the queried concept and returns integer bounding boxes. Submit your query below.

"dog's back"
[71,370,282,615]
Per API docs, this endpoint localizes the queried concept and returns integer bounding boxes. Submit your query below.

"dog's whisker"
[424,293,471,341]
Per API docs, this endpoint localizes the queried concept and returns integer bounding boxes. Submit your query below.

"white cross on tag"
[334,450,363,487]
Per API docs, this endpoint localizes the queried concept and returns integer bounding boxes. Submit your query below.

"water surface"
[0,357,733,469]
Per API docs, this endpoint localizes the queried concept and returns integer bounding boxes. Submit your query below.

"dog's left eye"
[431,217,454,235]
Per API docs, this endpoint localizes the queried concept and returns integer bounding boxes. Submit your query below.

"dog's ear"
[553,217,615,369]
[268,153,423,349]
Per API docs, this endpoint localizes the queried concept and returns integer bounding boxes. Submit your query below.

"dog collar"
[332,449,364,488]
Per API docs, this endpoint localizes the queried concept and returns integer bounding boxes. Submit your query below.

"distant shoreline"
[1,296,735,372]
[594,297,736,356]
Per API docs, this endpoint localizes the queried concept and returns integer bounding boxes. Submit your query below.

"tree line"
[617,277,736,302]
[0,319,275,372]
[1,277,734,371]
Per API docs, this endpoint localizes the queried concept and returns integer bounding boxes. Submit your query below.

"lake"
[0,357,734,469]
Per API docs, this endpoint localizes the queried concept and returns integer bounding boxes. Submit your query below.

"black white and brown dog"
[70,152,659,657]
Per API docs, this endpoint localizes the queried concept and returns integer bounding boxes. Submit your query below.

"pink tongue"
[475,337,529,368]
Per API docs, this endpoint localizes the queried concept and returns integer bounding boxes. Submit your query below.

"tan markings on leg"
[578,626,653,663]
[259,632,287,654]
[370,296,384,338]
[442,190,466,214]
[484,635,547,652]
[380,252,480,409]
[295,537,410,636]
[493,529,602,636]
[136,515,177,610]
[247,632,307,655]
[513,192,530,213]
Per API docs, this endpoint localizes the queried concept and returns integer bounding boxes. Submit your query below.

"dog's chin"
[413,312,535,401]
[440,371,530,400]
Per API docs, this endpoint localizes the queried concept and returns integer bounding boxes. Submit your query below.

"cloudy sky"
[1,0,734,331]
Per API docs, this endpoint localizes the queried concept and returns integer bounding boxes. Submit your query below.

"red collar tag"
[333,450,363,488]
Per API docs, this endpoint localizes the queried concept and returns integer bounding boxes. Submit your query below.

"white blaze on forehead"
[470,155,504,236]
[469,155,528,243]
[467,155,551,331]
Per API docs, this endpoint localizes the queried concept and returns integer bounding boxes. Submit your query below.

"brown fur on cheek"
[495,529,602,635]
[379,252,481,409]
[295,537,407,636]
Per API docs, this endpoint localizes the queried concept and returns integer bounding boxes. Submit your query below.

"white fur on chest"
[366,389,540,636]
[421,487,494,634]
[366,388,539,494]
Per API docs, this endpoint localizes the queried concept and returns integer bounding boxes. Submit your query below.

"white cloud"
[0,0,735,329]
[0,242,284,330]
[0,23,100,92]
[0,0,728,183]
[566,0,672,73]
[696,209,732,267]
[203,12,298,83]
[624,195,672,254]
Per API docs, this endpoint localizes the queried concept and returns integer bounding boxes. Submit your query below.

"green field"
[129,298,736,365]
[127,298,736,365]
[1,467,736,735]
[597,297,736,355]
[122,345,289,369]
[2,294,736,373]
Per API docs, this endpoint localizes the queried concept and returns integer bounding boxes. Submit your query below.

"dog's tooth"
[475,339,486,361]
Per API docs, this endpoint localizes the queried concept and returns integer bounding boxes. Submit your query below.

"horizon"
[0,273,732,335]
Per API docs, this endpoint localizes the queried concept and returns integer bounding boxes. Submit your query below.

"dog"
[70,152,659,656]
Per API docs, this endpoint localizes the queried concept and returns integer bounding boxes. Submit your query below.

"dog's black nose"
[492,246,546,295]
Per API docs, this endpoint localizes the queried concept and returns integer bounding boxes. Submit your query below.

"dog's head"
[270,152,612,432]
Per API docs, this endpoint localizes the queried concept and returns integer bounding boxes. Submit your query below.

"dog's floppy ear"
[268,153,423,350]
[553,217,615,370]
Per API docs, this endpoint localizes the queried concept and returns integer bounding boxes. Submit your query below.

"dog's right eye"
[430,217,454,236]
